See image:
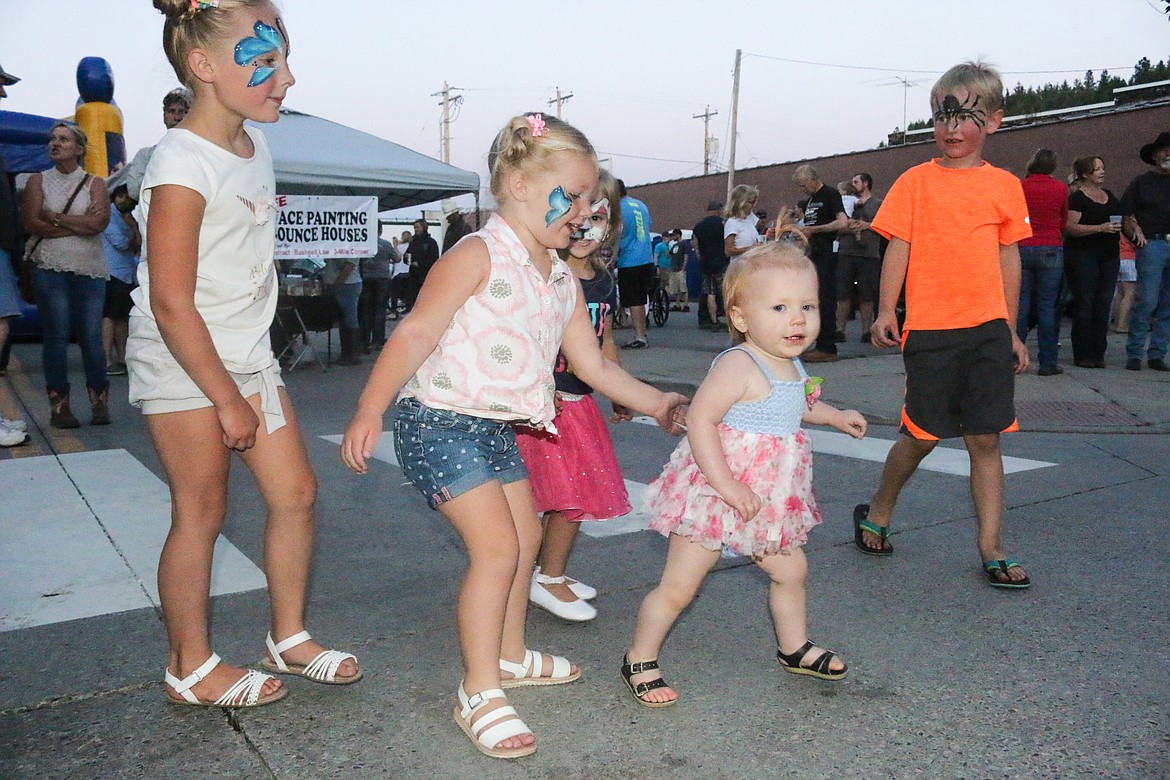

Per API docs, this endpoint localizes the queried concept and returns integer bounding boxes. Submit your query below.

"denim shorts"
[393,396,528,509]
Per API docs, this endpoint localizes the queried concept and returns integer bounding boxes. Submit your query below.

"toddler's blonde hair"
[931,60,1005,115]
[722,242,816,345]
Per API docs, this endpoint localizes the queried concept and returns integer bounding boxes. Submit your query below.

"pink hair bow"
[190,0,220,11]
[527,113,546,138]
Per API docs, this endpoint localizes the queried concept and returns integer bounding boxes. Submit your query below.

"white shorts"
[129,352,287,433]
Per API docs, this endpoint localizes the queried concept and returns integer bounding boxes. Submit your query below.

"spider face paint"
[545,186,574,226]
[234,20,285,87]
[932,92,987,130]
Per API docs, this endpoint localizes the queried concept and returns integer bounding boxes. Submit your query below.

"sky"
[3,0,1168,212]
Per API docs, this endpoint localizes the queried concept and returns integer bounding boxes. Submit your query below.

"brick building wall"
[628,102,1169,234]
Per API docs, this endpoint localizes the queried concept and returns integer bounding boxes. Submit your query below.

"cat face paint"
[545,186,574,226]
[234,19,286,87]
[931,92,987,130]
[579,198,610,242]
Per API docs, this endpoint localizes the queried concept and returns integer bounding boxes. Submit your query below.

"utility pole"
[895,75,911,145]
[548,87,573,119]
[693,105,718,175]
[431,81,463,163]
[727,49,741,203]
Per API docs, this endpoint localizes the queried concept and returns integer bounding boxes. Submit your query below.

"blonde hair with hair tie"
[487,112,595,203]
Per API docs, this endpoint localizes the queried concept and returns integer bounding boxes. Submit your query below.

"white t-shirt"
[392,241,411,276]
[129,126,278,374]
[724,214,760,249]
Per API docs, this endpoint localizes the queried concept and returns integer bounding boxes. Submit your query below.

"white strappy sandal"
[454,682,536,759]
[499,648,581,689]
[164,653,287,708]
[259,631,363,685]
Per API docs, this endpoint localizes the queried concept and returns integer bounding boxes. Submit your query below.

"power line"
[742,52,1135,77]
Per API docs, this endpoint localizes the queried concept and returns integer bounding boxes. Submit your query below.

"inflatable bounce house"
[0,56,125,176]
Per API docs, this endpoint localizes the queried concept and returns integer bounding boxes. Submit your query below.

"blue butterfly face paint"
[545,186,573,226]
[234,20,285,88]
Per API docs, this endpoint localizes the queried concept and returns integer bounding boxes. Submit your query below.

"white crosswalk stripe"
[0,449,267,633]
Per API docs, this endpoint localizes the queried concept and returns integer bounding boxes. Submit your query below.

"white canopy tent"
[250,108,480,211]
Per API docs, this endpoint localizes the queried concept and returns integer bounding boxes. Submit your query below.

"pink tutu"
[647,424,821,557]
[514,395,631,522]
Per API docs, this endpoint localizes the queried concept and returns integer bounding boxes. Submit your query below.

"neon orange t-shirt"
[872,160,1032,332]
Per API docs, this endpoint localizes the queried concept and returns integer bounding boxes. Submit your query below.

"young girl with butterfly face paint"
[513,170,633,624]
[341,114,688,759]
[130,0,360,709]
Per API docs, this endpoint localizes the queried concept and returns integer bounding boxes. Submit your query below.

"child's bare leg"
[438,480,534,752]
[148,408,283,702]
[535,510,580,602]
[499,480,556,662]
[862,434,937,550]
[755,549,844,672]
[964,433,1027,583]
[241,390,358,678]
[627,534,721,704]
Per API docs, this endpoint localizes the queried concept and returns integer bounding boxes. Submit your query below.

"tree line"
[897,55,1170,135]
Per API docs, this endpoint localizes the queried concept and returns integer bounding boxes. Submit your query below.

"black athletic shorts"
[103,277,137,320]
[617,263,656,309]
[900,319,1018,440]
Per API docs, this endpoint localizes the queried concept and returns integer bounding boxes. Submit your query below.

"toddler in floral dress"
[622,242,867,707]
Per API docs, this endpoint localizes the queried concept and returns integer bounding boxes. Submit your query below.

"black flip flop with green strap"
[983,559,1032,589]
[853,504,892,556]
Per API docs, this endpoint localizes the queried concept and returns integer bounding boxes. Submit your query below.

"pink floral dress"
[647,347,822,557]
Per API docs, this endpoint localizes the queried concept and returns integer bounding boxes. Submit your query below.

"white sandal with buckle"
[165,652,287,708]
[499,648,581,689]
[260,631,363,685]
[534,566,596,600]
[454,682,536,759]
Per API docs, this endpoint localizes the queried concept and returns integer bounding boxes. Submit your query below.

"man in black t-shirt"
[793,165,848,359]
[692,199,728,331]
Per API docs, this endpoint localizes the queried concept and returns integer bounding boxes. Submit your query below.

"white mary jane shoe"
[529,573,597,622]
[534,567,597,600]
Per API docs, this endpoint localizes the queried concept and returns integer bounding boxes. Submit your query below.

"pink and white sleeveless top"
[404,213,578,431]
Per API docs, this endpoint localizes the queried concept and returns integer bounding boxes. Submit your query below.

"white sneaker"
[0,425,29,447]
[0,415,27,433]
[529,572,597,622]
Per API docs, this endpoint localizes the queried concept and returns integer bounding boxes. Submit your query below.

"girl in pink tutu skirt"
[622,242,867,707]
[515,171,632,623]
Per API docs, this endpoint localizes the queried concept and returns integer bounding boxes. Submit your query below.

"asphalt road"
[1,312,1167,779]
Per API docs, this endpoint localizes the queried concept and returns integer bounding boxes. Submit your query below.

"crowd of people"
[637,141,1165,377]
[0,0,1168,766]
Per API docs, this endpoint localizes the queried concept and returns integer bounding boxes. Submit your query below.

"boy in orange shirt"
[854,61,1033,589]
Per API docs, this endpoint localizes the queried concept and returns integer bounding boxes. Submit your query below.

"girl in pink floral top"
[622,243,867,708]
[341,113,687,759]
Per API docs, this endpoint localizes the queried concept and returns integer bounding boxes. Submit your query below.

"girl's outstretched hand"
[653,393,690,435]
[218,395,260,451]
[719,480,763,521]
[834,409,868,439]
[609,401,633,423]
[341,408,383,474]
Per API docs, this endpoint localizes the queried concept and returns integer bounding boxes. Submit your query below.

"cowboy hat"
[1140,131,1170,165]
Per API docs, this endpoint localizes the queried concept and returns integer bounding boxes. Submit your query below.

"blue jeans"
[1127,239,1170,361]
[32,266,108,393]
[332,281,361,329]
[1016,246,1063,370]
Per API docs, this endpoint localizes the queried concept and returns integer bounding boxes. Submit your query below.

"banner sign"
[274,195,378,259]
